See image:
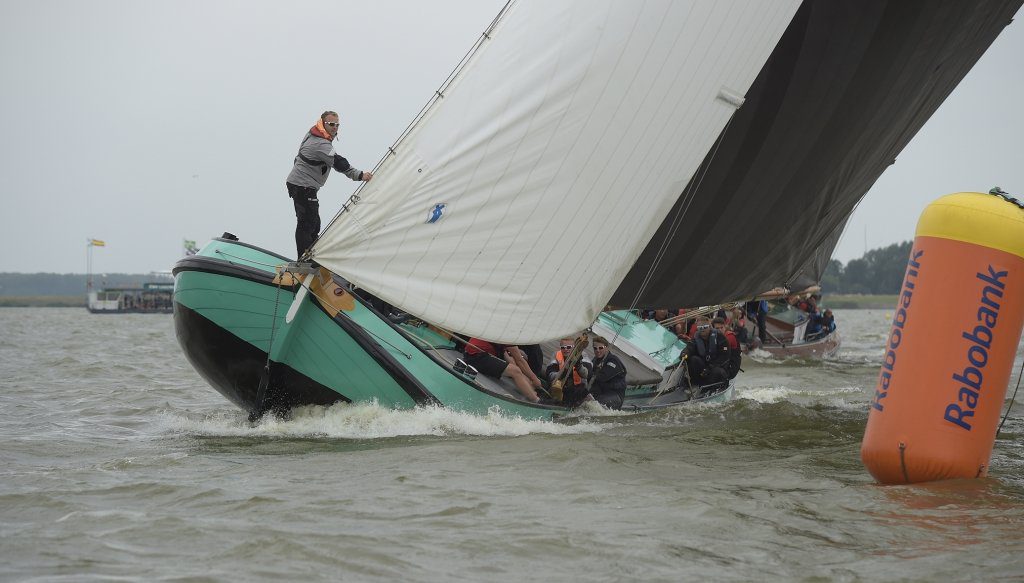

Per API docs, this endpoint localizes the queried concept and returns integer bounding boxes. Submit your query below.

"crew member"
[286,111,373,258]
[589,336,627,410]
[545,337,592,408]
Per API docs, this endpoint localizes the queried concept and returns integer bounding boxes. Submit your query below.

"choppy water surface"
[2,308,1023,581]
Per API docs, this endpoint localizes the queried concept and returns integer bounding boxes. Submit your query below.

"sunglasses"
[594,346,607,350]
[697,324,711,330]
[560,345,574,350]
[325,122,340,128]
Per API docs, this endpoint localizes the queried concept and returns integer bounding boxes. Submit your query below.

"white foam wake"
[160,401,605,439]
[745,348,784,363]
[737,385,866,409]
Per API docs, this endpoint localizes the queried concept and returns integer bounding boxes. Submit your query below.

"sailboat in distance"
[173,0,1022,420]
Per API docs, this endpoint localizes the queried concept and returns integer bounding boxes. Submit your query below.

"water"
[2,308,1023,581]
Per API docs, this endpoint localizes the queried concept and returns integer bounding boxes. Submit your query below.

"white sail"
[313,0,800,343]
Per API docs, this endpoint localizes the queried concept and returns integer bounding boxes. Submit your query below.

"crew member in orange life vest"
[544,337,593,408]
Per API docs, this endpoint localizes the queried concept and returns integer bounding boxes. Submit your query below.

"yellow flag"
[90,239,106,247]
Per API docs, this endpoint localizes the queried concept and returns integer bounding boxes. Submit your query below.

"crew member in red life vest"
[729,307,752,349]
[545,337,593,408]
[464,338,542,402]
[713,317,742,379]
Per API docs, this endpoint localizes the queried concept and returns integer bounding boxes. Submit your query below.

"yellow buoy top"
[916,192,1024,259]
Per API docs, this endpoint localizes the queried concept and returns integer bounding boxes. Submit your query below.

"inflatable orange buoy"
[861,191,1024,484]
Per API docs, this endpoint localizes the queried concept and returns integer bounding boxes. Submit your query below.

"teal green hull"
[173,239,560,420]
[173,239,732,420]
[593,311,686,385]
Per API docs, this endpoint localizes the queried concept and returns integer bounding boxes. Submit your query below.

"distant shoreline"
[1,294,900,310]
[822,294,898,309]
[0,296,84,308]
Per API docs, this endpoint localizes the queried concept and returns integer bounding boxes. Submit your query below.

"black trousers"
[592,389,624,411]
[686,355,728,388]
[287,182,320,258]
[519,344,545,379]
[756,312,767,342]
[562,383,590,408]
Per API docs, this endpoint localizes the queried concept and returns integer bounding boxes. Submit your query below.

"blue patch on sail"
[426,203,447,224]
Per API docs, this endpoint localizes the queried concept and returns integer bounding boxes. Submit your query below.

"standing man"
[286,111,373,259]
[745,299,768,347]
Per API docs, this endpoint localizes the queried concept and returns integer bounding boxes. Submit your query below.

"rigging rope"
[996,356,1024,437]
[658,303,742,329]
[595,115,736,349]
[316,0,514,243]
[622,115,737,320]
[253,277,284,418]
[212,249,285,269]
[992,187,1023,438]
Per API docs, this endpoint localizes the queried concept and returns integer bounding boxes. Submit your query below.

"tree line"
[821,240,913,294]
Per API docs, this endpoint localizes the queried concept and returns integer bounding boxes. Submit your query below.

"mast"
[86,238,105,301]
[86,239,92,294]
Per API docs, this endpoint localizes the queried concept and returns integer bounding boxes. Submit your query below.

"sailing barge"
[172,0,1020,419]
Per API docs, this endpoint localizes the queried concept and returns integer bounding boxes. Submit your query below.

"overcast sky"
[1,1,1021,274]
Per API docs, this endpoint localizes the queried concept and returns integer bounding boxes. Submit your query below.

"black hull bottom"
[173,302,348,415]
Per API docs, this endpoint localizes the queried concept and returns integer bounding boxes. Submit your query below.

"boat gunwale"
[173,249,567,413]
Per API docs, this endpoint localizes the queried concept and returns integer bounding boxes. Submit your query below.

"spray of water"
[160,401,609,439]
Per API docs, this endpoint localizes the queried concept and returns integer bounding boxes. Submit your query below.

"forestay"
[313,0,800,343]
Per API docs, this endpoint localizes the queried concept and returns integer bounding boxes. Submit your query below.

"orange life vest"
[555,349,582,386]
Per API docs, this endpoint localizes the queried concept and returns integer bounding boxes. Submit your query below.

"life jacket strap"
[297,153,329,175]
